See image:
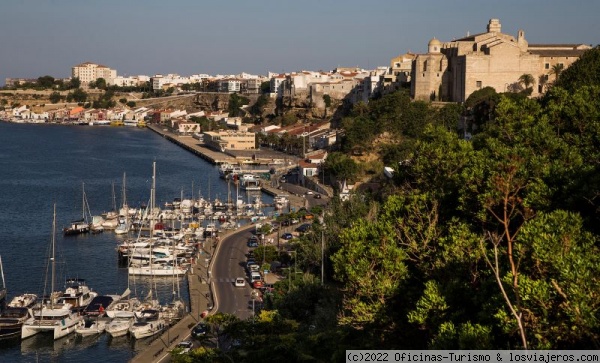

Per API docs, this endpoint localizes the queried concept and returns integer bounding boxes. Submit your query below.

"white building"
[72,62,117,86]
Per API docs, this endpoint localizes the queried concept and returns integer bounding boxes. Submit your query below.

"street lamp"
[251,290,259,323]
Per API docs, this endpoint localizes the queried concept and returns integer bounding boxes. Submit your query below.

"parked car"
[247,240,259,248]
[281,219,291,227]
[291,218,300,224]
[175,340,193,354]
[235,277,246,287]
[246,260,257,270]
[253,280,264,289]
[282,232,293,240]
[191,323,209,338]
[295,223,311,233]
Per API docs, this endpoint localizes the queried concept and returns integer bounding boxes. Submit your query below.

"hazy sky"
[1,0,598,85]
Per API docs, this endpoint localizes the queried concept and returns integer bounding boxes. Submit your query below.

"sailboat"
[127,163,168,339]
[63,182,91,235]
[128,163,187,277]
[0,256,6,310]
[115,173,131,235]
[102,181,120,229]
[22,204,84,340]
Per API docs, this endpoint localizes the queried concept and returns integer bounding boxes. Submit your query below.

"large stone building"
[203,130,256,152]
[411,19,591,102]
[72,62,117,86]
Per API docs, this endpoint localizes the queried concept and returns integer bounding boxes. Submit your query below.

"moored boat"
[22,206,83,340]
[0,294,37,339]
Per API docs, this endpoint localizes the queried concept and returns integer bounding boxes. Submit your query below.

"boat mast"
[82,182,86,221]
[111,181,117,212]
[0,255,6,295]
[51,203,56,308]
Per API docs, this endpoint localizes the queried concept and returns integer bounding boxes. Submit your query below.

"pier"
[146,124,298,175]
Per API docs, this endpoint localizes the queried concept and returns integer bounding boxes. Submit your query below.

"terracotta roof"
[299,160,319,168]
[69,107,84,115]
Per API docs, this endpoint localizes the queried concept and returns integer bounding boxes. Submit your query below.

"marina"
[0,122,286,362]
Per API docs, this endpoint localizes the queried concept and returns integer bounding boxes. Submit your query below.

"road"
[211,226,257,320]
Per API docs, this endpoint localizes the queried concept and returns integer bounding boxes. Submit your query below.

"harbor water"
[0,122,272,362]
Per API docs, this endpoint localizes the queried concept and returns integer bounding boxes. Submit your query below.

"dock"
[146,124,298,174]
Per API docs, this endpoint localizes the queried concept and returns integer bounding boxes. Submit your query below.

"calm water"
[0,122,270,362]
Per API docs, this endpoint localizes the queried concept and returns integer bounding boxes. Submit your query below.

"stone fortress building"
[411,19,592,102]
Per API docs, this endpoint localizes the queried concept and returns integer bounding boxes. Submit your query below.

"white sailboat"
[115,173,131,235]
[22,205,84,340]
[128,163,187,277]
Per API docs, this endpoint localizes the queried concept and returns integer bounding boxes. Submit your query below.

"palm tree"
[549,63,564,79]
[518,74,535,90]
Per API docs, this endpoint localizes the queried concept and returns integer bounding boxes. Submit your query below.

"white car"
[235,277,246,287]
[175,340,193,354]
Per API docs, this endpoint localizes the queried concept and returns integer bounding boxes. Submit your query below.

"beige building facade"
[411,19,591,102]
[72,62,117,86]
[203,130,256,152]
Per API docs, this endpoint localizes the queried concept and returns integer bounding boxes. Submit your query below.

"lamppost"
[251,290,259,323]
[319,212,325,285]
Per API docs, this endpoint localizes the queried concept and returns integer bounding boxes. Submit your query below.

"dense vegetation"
[193,47,600,360]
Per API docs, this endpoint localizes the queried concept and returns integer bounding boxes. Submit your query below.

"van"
[250,272,262,283]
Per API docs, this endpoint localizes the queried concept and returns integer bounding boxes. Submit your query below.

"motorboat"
[0,294,37,339]
[129,309,165,339]
[58,278,98,312]
[128,263,188,277]
[75,318,107,336]
[105,317,132,338]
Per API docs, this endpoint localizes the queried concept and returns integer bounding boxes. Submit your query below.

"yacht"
[21,298,83,340]
[58,278,97,312]
[129,309,165,339]
[0,294,37,339]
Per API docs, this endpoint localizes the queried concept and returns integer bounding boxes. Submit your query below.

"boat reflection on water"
[106,333,154,354]
[20,334,78,359]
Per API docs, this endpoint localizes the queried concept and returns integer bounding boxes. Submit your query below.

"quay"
[146,124,299,174]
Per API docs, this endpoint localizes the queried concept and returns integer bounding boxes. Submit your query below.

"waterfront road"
[211,224,258,320]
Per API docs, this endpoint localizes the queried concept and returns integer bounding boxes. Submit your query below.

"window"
[476,81,482,89]
[545,63,550,69]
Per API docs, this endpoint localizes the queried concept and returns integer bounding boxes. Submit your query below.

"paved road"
[211,226,257,320]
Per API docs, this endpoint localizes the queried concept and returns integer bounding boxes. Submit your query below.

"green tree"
[71,88,88,103]
[227,93,249,117]
[554,46,600,91]
[49,91,62,104]
[95,77,107,89]
[549,63,564,79]
[518,74,535,90]
[37,75,55,88]
[69,77,81,89]
[322,152,359,183]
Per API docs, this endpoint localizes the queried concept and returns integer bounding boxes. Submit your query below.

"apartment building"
[72,62,117,86]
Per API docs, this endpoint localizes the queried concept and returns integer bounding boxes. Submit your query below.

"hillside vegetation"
[174,47,600,363]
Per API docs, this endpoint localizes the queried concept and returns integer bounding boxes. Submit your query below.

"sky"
[1,0,598,85]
